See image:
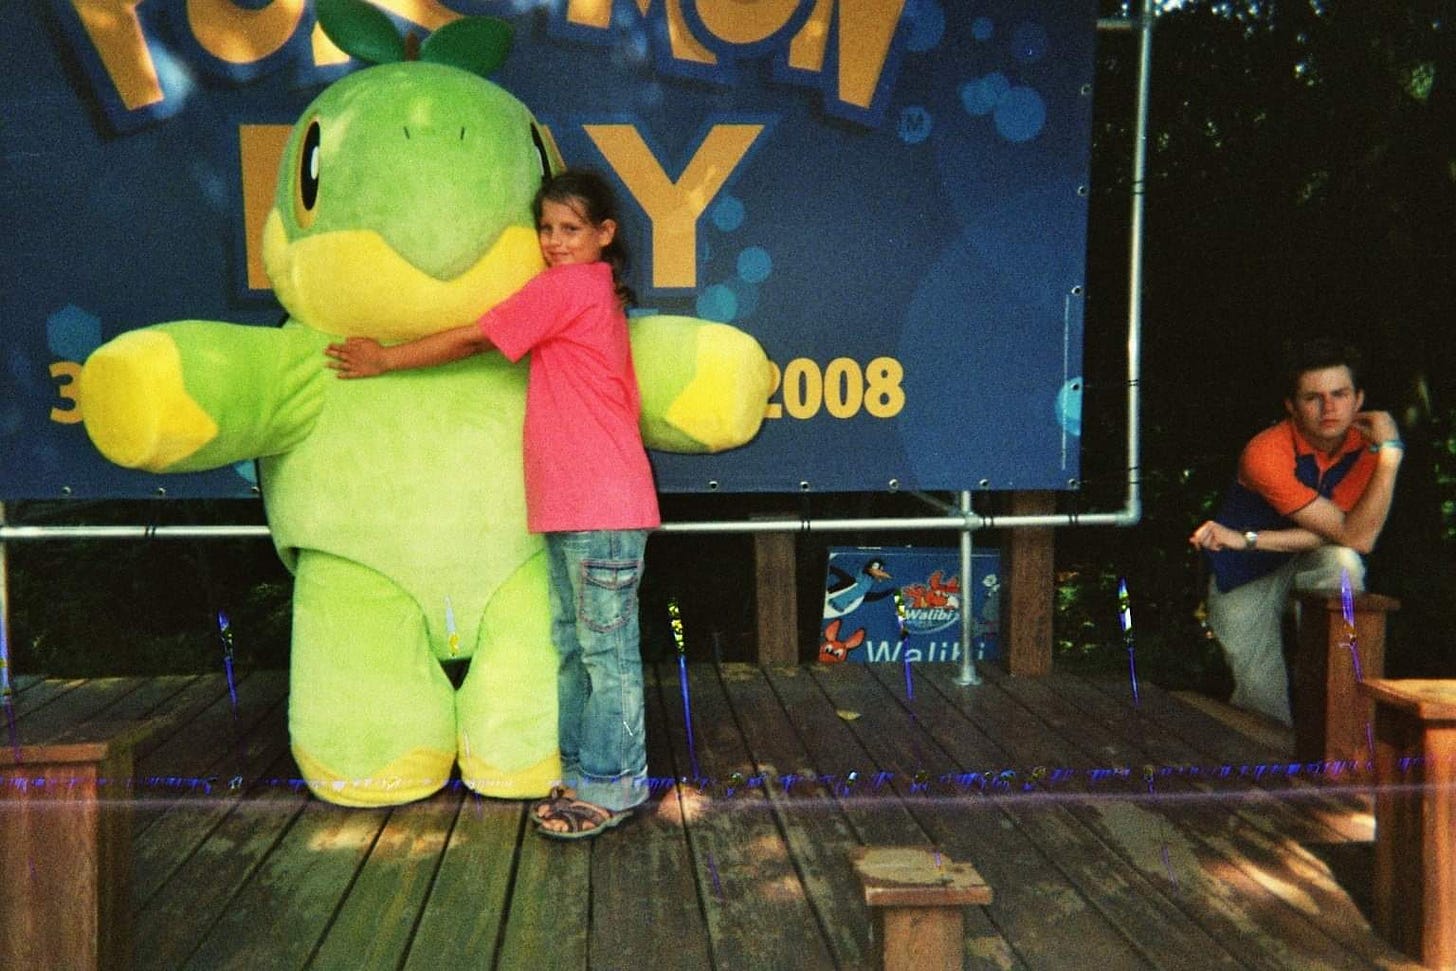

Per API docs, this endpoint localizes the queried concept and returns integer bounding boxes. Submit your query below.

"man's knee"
[1293,546,1365,592]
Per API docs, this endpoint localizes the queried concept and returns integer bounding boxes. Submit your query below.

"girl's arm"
[325,322,495,378]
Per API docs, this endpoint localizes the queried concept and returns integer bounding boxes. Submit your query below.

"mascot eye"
[530,124,551,182]
[294,119,322,228]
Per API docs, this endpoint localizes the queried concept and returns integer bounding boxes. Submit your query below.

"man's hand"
[1190,520,1242,551]
[325,338,390,379]
[1352,410,1401,447]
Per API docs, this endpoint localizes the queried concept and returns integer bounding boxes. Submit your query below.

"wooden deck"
[2,661,1428,970]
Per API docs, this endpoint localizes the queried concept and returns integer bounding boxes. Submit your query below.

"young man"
[1189,338,1403,724]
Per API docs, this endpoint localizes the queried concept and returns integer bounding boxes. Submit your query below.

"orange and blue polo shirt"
[1208,418,1376,592]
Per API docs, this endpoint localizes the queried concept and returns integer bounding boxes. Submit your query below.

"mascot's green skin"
[81,21,772,807]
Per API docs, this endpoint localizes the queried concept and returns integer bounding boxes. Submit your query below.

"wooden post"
[1358,679,1456,968]
[753,524,798,665]
[1002,491,1056,677]
[1,734,141,970]
[1292,591,1399,767]
[852,846,991,971]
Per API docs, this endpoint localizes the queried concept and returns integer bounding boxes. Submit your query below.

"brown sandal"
[530,786,577,825]
[535,797,631,840]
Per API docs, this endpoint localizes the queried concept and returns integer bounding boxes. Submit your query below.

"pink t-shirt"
[478,262,660,533]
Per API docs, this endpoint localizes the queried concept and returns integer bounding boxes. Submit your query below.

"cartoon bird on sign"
[78,0,773,807]
[823,558,894,619]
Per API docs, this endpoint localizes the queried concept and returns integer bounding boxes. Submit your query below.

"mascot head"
[262,0,563,341]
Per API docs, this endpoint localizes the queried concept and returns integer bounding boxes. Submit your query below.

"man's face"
[1285,364,1364,453]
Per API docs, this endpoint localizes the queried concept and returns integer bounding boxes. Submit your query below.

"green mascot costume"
[79,0,773,807]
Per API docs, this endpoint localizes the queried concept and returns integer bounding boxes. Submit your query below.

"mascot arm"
[630,316,774,453]
[81,321,326,473]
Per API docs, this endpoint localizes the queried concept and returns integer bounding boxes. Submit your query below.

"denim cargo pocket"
[577,559,640,634]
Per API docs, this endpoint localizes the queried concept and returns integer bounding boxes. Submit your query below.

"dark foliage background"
[6,1,1454,695]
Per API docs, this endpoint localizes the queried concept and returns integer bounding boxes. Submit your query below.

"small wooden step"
[852,846,991,970]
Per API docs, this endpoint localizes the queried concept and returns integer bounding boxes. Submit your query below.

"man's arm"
[325,323,495,378]
[1277,409,1403,553]
[1189,520,1327,554]
[1286,442,1402,554]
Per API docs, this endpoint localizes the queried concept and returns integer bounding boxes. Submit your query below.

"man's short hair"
[1280,337,1364,399]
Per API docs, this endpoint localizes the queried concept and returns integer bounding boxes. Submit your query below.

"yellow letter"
[692,0,801,46]
[831,0,906,110]
[187,0,305,65]
[311,0,462,66]
[69,0,163,110]
[239,124,294,291]
[586,124,763,289]
[565,0,716,67]
[788,0,905,112]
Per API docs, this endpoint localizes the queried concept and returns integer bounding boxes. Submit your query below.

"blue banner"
[2,0,1095,498]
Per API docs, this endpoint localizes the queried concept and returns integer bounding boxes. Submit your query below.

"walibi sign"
[1,0,1096,498]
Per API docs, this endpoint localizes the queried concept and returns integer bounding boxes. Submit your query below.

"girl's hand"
[325,338,389,378]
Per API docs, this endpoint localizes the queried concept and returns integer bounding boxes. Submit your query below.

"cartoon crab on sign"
[80,0,773,807]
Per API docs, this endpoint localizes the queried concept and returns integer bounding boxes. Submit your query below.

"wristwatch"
[1243,530,1259,551]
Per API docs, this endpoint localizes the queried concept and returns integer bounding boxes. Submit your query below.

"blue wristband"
[1369,439,1405,452]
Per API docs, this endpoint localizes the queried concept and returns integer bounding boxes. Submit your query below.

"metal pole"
[0,502,13,698]
[955,491,981,686]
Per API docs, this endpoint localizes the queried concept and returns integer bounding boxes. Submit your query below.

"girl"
[326,170,658,839]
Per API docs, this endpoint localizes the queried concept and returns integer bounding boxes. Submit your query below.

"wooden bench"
[1292,591,1399,768]
[1,712,148,970]
[1358,679,1456,969]
[852,846,992,970]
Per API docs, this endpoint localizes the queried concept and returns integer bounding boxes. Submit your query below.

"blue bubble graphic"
[711,196,746,233]
[972,16,994,42]
[1056,377,1083,437]
[737,246,772,284]
[730,279,761,319]
[696,284,738,323]
[898,105,933,144]
[960,72,1010,116]
[994,86,1047,142]
[46,304,103,362]
[904,0,946,52]
[1011,22,1049,63]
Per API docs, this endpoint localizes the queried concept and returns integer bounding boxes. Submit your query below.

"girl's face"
[537,197,616,268]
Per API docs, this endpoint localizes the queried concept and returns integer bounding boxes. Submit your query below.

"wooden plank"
[753,531,798,664]
[1293,592,1396,766]
[1077,671,1370,841]
[177,797,391,968]
[808,661,1155,970]
[0,738,135,971]
[401,797,523,968]
[716,663,880,969]
[4,676,150,745]
[654,660,837,970]
[496,823,591,970]
[0,675,194,971]
[890,663,1247,971]
[762,664,1025,970]
[310,786,467,970]
[590,664,713,968]
[983,666,1420,969]
[1002,491,1056,676]
[131,747,311,970]
[1362,681,1456,967]
[130,672,292,905]
[4,676,84,721]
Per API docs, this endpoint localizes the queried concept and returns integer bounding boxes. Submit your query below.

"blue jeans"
[544,529,650,812]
